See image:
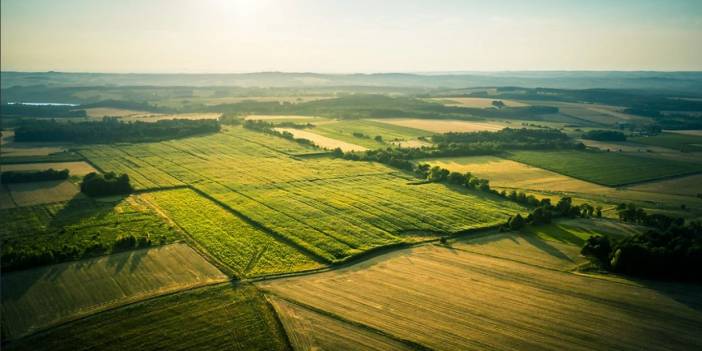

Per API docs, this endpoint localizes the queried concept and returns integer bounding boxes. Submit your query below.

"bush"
[581,235,612,263]
[80,172,133,197]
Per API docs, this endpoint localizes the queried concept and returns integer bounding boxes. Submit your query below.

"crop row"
[142,189,322,277]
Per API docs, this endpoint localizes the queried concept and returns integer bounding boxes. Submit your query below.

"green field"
[505,150,702,186]
[520,218,644,246]
[5,284,289,351]
[79,127,524,263]
[1,195,180,271]
[142,189,322,277]
[312,119,430,149]
[1,243,227,340]
[630,132,702,152]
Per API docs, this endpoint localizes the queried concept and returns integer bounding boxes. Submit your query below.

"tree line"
[581,130,627,141]
[1,168,69,184]
[14,117,221,143]
[336,128,583,167]
[2,232,158,272]
[582,203,701,281]
[242,120,316,147]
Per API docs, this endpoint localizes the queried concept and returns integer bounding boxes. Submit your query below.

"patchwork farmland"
[2,69,702,350]
[76,127,523,263]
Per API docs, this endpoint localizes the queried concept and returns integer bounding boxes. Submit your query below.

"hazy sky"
[2,0,701,73]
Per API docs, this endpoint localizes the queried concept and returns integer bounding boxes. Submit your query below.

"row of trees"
[208,95,559,121]
[581,130,627,141]
[80,172,133,197]
[338,128,583,165]
[243,120,316,147]
[14,117,221,143]
[1,168,69,184]
[1,233,157,272]
[582,204,701,281]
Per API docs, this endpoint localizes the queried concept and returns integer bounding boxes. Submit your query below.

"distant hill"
[2,71,702,92]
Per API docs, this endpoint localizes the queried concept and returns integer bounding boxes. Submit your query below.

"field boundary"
[501,152,702,187]
[1,243,230,342]
[264,293,433,351]
[186,185,333,265]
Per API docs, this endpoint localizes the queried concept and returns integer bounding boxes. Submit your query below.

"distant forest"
[14,118,220,143]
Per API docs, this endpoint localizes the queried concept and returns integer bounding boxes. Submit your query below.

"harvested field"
[423,156,606,193]
[430,97,529,108]
[274,127,367,151]
[373,118,505,133]
[449,231,586,270]
[1,243,227,340]
[1,146,67,157]
[505,150,702,186]
[84,108,151,118]
[203,96,332,105]
[1,161,97,176]
[260,243,702,351]
[7,180,81,207]
[269,296,413,351]
[668,129,702,136]
[5,284,288,351]
[0,151,84,165]
[142,189,322,277]
[120,112,222,123]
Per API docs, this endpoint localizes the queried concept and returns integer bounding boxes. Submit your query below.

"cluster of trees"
[430,128,583,157]
[219,113,243,125]
[582,204,701,281]
[243,120,316,147]
[275,121,314,129]
[353,132,369,139]
[2,233,156,272]
[1,168,69,184]
[504,196,601,230]
[581,130,627,141]
[14,117,221,143]
[80,172,133,197]
[616,203,684,230]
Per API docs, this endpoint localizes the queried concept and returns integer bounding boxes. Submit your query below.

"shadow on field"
[49,194,123,228]
[105,248,147,273]
[3,194,137,307]
[634,278,702,314]
[521,233,575,263]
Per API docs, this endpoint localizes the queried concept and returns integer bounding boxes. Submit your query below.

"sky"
[1,0,701,73]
